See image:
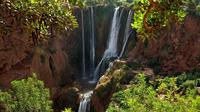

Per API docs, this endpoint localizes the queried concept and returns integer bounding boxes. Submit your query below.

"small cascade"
[81,10,86,79]
[119,10,133,58]
[89,7,123,83]
[78,91,93,112]
[89,7,96,78]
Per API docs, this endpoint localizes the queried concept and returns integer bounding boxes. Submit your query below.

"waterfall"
[89,7,96,78]
[105,7,123,58]
[81,10,86,79]
[89,7,123,83]
[78,91,93,112]
[78,7,134,112]
[119,10,133,58]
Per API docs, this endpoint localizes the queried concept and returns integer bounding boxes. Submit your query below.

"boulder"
[53,87,81,112]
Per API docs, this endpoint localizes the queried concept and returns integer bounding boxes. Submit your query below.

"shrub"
[107,73,200,112]
[0,73,53,112]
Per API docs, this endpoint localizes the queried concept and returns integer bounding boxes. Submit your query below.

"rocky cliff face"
[128,15,200,74]
[0,4,76,92]
[0,30,32,89]
[0,24,79,111]
[0,6,77,90]
[0,34,74,88]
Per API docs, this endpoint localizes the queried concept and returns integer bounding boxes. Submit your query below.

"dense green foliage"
[0,73,52,112]
[107,73,200,112]
[0,0,78,44]
[132,0,186,40]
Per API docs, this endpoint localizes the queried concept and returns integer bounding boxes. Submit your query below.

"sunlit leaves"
[177,8,187,21]
[62,108,73,112]
[107,73,200,112]
[0,73,53,112]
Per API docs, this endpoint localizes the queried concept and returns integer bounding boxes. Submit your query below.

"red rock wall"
[0,35,32,88]
[0,36,73,89]
[128,15,200,73]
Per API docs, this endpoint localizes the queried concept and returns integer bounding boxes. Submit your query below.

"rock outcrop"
[53,87,81,112]
[91,60,127,112]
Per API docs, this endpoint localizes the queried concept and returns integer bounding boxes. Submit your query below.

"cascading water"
[89,7,96,78]
[78,91,93,112]
[89,7,123,83]
[78,8,95,112]
[81,10,86,79]
[119,10,133,58]
[78,7,134,112]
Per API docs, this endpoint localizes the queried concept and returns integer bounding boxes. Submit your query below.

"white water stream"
[78,91,93,112]
[81,10,86,79]
[89,7,96,78]
[89,7,123,83]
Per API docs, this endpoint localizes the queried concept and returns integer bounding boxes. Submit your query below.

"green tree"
[132,0,186,40]
[0,73,53,112]
[0,0,78,44]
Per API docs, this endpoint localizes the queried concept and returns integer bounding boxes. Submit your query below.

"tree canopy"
[0,0,78,44]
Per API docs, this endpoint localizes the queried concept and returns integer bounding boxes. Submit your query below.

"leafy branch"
[132,0,186,40]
